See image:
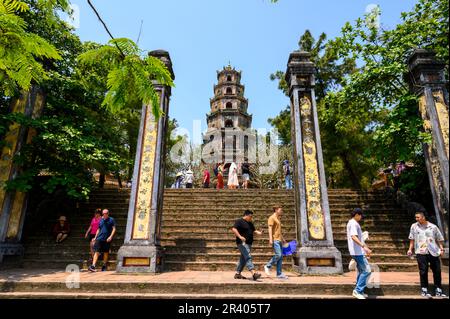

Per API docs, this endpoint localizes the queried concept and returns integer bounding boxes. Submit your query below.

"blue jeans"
[236,244,254,273]
[353,255,371,294]
[285,175,292,189]
[265,240,283,276]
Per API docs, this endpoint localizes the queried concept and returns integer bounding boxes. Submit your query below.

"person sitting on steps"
[53,216,70,244]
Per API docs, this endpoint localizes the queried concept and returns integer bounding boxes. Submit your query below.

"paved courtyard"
[0,269,447,284]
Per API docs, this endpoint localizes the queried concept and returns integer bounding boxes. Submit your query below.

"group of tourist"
[52,194,447,298]
[346,208,446,299]
[52,208,116,272]
[231,205,447,299]
[232,205,289,281]
[173,162,250,190]
[172,160,293,190]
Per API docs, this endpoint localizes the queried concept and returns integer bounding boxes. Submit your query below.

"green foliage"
[164,118,184,187]
[0,0,62,95]
[78,38,174,118]
[267,105,291,145]
[0,1,142,199]
[372,95,431,163]
[268,0,448,191]
[269,30,369,188]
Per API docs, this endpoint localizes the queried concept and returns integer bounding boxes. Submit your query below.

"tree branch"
[87,0,125,58]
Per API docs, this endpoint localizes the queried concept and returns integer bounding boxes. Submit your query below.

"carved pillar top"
[286,51,315,92]
[407,49,447,94]
[149,50,175,80]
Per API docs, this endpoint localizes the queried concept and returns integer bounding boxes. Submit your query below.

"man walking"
[232,210,263,281]
[408,211,447,298]
[347,208,372,299]
[89,209,116,272]
[264,206,288,279]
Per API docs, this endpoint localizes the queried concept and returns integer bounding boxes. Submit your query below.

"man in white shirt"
[408,211,446,298]
[347,208,372,299]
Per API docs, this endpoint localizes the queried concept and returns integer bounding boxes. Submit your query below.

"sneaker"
[264,265,271,276]
[435,288,447,298]
[101,265,107,272]
[421,288,432,299]
[277,273,289,280]
[252,272,262,281]
[234,273,247,280]
[352,290,366,299]
[88,265,96,273]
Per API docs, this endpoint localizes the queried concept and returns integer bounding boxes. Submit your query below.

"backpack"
[213,166,219,177]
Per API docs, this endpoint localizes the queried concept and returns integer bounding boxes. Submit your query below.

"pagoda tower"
[202,65,255,165]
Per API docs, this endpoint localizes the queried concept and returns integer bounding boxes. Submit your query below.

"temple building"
[202,65,256,165]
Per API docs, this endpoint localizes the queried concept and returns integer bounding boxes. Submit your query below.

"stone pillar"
[0,86,45,262]
[406,49,449,255]
[116,50,174,273]
[285,51,343,274]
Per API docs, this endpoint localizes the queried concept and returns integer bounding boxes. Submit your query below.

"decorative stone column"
[0,86,45,262]
[116,50,174,273]
[406,49,449,255]
[285,51,343,274]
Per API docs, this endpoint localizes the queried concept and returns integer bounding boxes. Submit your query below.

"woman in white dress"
[227,162,239,189]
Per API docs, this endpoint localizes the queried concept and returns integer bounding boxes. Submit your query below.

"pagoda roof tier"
[210,95,248,104]
[206,109,253,120]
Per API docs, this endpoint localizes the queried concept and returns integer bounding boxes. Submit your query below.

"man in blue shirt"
[89,209,116,272]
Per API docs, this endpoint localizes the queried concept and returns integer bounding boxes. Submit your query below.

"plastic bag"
[282,240,297,256]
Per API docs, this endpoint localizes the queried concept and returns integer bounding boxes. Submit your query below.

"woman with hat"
[185,168,194,188]
[53,215,71,243]
[175,171,183,189]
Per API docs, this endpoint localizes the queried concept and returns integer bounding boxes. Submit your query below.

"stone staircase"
[20,188,418,272]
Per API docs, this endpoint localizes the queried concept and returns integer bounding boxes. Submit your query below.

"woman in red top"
[85,208,102,259]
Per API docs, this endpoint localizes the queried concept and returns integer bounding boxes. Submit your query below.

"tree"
[78,38,174,118]
[0,1,144,199]
[325,0,448,192]
[268,0,448,190]
[269,30,370,189]
[0,0,64,96]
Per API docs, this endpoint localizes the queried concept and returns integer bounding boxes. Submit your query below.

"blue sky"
[69,0,417,142]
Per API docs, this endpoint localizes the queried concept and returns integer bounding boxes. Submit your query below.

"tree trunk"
[340,152,361,189]
[99,173,105,188]
[117,172,122,188]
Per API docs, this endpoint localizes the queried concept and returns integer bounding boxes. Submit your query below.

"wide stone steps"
[48,224,409,233]
[159,233,406,241]
[19,259,420,272]
[20,188,416,272]
[24,241,409,253]
[42,216,412,227]
[21,249,415,264]
[162,261,419,272]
